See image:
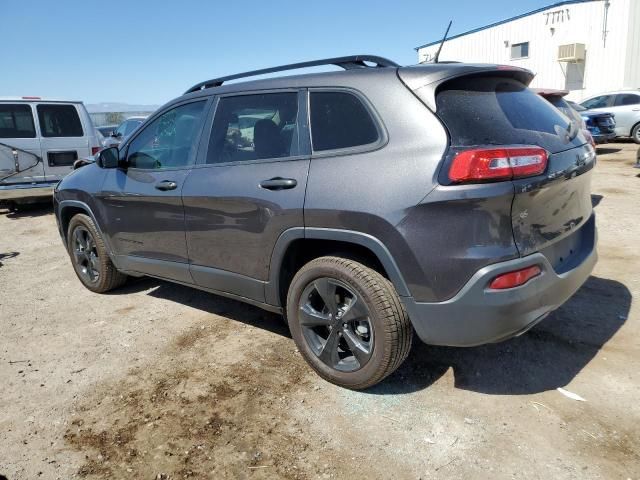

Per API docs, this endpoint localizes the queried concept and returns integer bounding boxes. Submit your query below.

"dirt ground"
[1,142,639,480]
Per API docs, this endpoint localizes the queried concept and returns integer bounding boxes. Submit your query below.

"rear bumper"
[592,132,617,143]
[0,181,58,201]
[402,225,597,347]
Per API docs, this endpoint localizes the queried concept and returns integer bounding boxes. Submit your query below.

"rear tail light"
[488,265,541,290]
[91,146,101,156]
[448,147,548,183]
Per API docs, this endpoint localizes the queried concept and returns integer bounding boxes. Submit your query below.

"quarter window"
[309,91,379,152]
[207,93,299,164]
[614,94,640,106]
[127,101,205,169]
[37,104,84,137]
[0,104,36,138]
[510,42,529,59]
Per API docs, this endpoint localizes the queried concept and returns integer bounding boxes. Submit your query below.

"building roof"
[414,0,600,50]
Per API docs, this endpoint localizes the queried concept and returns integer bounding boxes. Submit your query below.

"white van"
[0,97,100,206]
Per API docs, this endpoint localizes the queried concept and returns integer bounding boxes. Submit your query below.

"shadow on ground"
[115,272,629,397]
[0,251,19,267]
[596,147,623,155]
[1,202,53,219]
[371,275,630,395]
[112,277,290,338]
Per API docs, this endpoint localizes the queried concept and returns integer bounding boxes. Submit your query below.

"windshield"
[567,100,586,112]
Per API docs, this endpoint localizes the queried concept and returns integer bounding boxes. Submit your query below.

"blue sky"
[1,0,555,105]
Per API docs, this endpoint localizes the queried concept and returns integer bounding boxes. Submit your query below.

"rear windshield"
[435,76,584,153]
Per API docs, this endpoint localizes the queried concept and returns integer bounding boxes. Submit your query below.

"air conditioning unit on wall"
[558,43,586,62]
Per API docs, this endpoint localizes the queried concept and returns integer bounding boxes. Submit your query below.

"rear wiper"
[564,121,580,142]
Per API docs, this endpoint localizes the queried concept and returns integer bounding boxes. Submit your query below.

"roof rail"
[184,55,399,94]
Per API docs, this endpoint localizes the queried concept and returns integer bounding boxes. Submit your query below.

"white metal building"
[415,0,640,101]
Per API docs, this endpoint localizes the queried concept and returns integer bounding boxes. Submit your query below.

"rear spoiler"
[398,64,534,111]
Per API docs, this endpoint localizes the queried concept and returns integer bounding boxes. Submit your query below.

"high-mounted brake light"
[448,147,548,183]
[22,96,41,100]
[489,265,541,290]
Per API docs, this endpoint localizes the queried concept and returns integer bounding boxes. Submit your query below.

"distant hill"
[85,102,160,113]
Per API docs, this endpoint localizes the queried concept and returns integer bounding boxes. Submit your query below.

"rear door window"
[614,93,640,106]
[37,104,84,137]
[309,91,379,152]
[207,92,299,164]
[435,76,584,153]
[0,104,36,138]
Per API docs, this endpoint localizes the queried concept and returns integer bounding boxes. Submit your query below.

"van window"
[207,93,299,164]
[127,101,206,169]
[0,104,36,138]
[309,91,379,152]
[37,104,84,137]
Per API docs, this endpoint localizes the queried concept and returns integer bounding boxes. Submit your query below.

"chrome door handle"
[155,180,177,191]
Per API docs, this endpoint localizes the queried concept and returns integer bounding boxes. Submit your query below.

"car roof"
[582,90,640,99]
[0,96,83,103]
[175,61,533,105]
[124,116,147,121]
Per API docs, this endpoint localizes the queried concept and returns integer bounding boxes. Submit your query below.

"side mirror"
[97,147,120,169]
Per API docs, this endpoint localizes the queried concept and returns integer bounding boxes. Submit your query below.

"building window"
[510,42,529,59]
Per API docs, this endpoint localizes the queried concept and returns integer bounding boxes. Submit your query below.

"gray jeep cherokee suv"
[54,55,597,389]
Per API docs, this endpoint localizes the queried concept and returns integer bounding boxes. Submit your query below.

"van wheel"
[67,214,127,293]
[632,123,640,144]
[286,256,412,390]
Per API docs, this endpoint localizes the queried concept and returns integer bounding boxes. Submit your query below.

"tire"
[67,214,127,293]
[632,123,640,144]
[286,256,413,390]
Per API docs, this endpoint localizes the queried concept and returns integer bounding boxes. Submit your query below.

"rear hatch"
[409,71,595,263]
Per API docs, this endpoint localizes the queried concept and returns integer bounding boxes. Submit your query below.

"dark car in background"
[53,56,597,389]
[535,89,615,144]
[567,100,617,144]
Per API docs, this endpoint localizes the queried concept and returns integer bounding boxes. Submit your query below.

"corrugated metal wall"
[417,0,638,101]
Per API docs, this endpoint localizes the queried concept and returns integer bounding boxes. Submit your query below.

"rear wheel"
[67,214,127,293]
[286,256,412,389]
[631,123,640,144]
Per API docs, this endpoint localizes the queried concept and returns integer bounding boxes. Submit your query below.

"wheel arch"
[57,200,113,256]
[266,227,411,307]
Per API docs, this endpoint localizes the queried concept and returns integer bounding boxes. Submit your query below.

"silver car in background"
[580,90,640,143]
[102,116,147,148]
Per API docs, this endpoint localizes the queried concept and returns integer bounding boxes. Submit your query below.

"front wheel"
[67,214,127,293]
[632,123,640,144]
[286,256,413,390]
